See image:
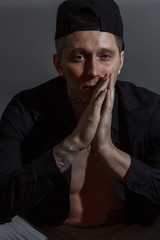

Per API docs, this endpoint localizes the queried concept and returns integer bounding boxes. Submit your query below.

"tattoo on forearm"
[53,140,80,173]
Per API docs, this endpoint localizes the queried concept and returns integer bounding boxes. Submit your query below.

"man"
[0,0,160,239]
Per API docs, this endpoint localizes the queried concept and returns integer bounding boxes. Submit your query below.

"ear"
[53,54,64,77]
[119,51,125,71]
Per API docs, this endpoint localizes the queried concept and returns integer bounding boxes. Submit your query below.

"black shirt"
[0,77,160,226]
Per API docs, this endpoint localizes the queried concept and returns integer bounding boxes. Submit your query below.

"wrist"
[54,139,80,173]
[61,139,79,153]
[66,134,85,151]
[93,141,114,156]
[95,143,131,181]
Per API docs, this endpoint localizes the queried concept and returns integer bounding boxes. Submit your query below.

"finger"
[101,77,115,120]
[108,74,115,104]
[90,74,113,115]
[87,74,111,118]
[91,74,110,100]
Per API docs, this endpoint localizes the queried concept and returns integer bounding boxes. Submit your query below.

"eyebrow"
[70,47,116,55]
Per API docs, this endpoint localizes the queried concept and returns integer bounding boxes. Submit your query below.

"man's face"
[55,30,124,104]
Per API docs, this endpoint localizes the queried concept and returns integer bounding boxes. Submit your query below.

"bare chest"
[70,149,114,193]
[63,149,125,227]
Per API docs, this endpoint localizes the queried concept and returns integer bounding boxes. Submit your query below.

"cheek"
[63,65,83,92]
[62,63,83,79]
[104,62,120,76]
[107,61,120,72]
[102,62,120,84]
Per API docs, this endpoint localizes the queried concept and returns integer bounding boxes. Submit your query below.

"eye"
[101,54,110,61]
[74,54,85,62]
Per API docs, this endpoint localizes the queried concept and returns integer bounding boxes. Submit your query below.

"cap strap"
[72,22,100,32]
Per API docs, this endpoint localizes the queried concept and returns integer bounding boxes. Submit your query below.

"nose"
[86,57,99,78]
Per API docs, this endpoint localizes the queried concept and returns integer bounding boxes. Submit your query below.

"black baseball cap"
[55,0,124,50]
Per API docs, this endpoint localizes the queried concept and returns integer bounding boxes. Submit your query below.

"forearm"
[91,76,131,180]
[53,138,80,173]
[115,155,160,225]
[96,143,131,182]
[0,147,61,224]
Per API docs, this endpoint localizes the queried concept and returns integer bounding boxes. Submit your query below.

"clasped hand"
[68,73,115,153]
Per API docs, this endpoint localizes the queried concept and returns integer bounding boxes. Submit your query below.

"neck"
[72,104,86,121]
[69,95,88,121]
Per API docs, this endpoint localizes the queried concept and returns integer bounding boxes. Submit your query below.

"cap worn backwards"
[55,0,124,47]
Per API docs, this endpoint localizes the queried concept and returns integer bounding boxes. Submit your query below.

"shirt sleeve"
[0,96,64,224]
[116,105,160,225]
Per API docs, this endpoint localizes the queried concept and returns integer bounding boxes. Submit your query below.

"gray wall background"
[0,0,160,117]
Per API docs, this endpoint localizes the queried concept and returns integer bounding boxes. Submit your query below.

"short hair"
[55,7,123,57]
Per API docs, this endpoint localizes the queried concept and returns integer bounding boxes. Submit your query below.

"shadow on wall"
[0,0,160,117]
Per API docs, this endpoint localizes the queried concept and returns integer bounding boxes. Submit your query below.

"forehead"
[64,31,118,52]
